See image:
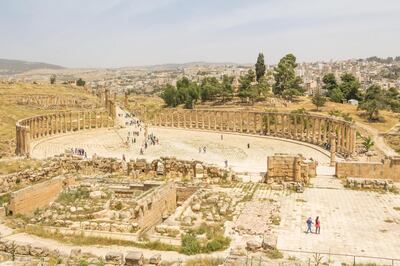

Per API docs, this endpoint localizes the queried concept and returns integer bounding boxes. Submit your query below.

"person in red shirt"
[315,216,321,234]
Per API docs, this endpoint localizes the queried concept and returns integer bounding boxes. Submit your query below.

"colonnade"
[16,88,117,156]
[149,109,356,157]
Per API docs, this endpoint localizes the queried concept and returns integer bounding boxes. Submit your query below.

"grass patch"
[296,198,307,203]
[57,187,90,204]
[265,249,283,259]
[394,207,400,211]
[270,215,281,226]
[24,225,229,255]
[183,223,231,255]
[185,257,224,266]
[24,225,180,252]
[0,193,10,205]
[384,219,394,223]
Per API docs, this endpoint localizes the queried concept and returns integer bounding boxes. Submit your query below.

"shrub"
[181,233,202,255]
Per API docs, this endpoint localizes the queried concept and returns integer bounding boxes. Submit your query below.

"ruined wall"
[8,176,73,215]
[134,182,177,231]
[336,156,400,181]
[266,154,317,184]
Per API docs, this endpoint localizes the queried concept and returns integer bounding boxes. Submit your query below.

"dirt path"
[355,121,398,156]
[1,231,228,262]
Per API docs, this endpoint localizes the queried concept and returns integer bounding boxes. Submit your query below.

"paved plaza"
[277,176,400,263]
[31,126,330,173]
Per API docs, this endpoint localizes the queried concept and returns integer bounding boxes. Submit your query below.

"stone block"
[105,251,124,264]
[149,254,161,265]
[125,251,144,266]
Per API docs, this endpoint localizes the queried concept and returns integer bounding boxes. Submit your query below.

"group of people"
[306,216,321,234]
[70,147,87,158]
[198,146,207,153]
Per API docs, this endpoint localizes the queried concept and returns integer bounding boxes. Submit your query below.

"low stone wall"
[336,156,400,181]
[0,163,61,193]
[0,239,162,265]
[8,176,74,215]
[345,177,394,190]
[266,154,317,184]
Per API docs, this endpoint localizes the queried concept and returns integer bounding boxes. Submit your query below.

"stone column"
[25,127,30,156]
[317,118,322,144]
[253,113,257,133]
[69,113,73,131]
[82,112,86,130]
[95,112,98,128]
[202,111,205,129]
[305,117,310,142]
[330,133,337,166]
[77,112,81,131]
[63,114,67,132]
[207,111,211,129]
[195,110,198,128]
[293,115,298,139]
[323,120,328,144]
[266,114,270,135]
[233,112,237,132]
[337,123,342,154]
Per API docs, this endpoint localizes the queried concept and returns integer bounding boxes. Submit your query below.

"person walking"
[315,216,320,234]
[306,217,313,233]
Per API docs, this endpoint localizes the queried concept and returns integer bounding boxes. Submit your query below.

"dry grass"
[185,257,225,266]
[0,159,42,175]
[0,82,99,157]
[384,135,400,153]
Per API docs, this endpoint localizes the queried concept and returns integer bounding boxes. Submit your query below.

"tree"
[358,84,385,121]
[238,69,256,102]
[255,53,266,82]
[254,76,270,99]
[50,74,56,84]
[76,78,85,87]
[220,75,234,102]
[200,77,220,101]
[160,84,178,107]
[339,73,361,101]
[312,89,326,111]
[329,87,344,103]
[322,73,340,101]
[273,54,303,100]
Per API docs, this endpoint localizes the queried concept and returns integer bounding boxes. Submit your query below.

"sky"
[0,0,399,68]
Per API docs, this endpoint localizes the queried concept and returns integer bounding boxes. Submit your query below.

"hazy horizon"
[1,0,399,68]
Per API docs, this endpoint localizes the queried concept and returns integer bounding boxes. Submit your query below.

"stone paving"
[277,176,400,262]
[31,126,330,173]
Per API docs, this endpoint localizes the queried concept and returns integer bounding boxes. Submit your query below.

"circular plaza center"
[30,126,330,173]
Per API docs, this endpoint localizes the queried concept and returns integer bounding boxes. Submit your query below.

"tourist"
[247,143,250,149]
[199,147,202,153]
[122,154,126,161]
[221,134,223,140]
[140,148,144,155]
[134,138,136,143]
[225,160,228,168]
[203,146,207,153]
[315,216,320,234]
[306,217,313,233]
